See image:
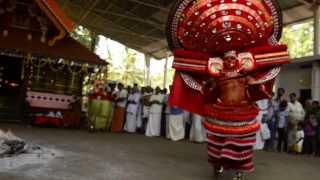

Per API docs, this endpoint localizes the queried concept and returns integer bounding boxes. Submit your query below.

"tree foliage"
[150,63,175,88]
[71,26,98,51]
[107,48,145,86]
[281,21,314,58]
[71,26,173,88]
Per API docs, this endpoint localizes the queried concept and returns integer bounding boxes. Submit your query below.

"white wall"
[277,64,312,99]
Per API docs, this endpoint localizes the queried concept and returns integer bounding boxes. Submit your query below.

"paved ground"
[0,124,320,180]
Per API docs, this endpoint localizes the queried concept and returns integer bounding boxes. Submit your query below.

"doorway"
[0,55,23,121]
[300,89,312,106]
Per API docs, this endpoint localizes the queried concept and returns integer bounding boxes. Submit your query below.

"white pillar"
[314,5,320,55]
[312,5,320,101]
[163,56,168,89]
[144,54,151,86]
[312,62,320,101]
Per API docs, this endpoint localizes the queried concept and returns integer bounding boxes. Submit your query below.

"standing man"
[145,87,164,137]
[124,86,141,133]
[166,106,185,141]
[189,113,206,143]
[111,83,128,133]
[140,87,153,133]
[266,89,287,151]
[136,87,145,133]
[287,93,305,152]
[161,88,169,137]
[254,99,271,150]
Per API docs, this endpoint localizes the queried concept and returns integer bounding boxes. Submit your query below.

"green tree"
[71,26,98,51]
[107,48,145,86]
[281,21,314,58]
[150,63,175,88]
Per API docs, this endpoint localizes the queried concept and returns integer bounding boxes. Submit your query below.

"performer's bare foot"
[233,172,245,180]
[213,166,224,179]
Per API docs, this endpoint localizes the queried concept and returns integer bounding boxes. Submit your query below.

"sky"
[95,36,173,76]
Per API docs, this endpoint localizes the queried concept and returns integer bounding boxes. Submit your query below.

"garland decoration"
[48,58,66,72]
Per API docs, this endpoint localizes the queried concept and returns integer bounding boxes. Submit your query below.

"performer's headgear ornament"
[224,50,237,59]
[166,0,283,54]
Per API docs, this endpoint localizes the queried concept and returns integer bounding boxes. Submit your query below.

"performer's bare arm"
[201,78,216,95]
[247,76,273,99]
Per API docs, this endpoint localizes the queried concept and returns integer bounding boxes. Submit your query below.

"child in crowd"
[316,122,320,157]
[304,113,318,155]
[316,110,320,157]
[261,114,271,144]
[293,122,304,154]
[264,99,276,151]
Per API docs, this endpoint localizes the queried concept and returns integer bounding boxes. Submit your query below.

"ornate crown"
[166,0,283,54]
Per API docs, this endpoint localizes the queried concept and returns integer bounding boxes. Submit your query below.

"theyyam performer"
[166,0,290,179]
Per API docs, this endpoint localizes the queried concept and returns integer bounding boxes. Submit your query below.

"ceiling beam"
[68,3,164,32]
[126,0,170,12]
[86,17,161,41]
[94,9,165,30]
[97,27,161,41]
[77,0,100,25]
[113,2,141,25]
[85,25,166,59]
[61,0,70,10]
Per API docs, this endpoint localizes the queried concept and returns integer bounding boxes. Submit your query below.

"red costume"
[166,0,290,177]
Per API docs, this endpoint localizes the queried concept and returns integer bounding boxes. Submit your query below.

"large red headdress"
[166,0,283,54]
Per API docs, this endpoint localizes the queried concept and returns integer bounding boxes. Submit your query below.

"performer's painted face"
[224,56,238,70]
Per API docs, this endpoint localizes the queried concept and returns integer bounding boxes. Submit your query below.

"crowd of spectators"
[89,82,206,143]
[261,88,320,156]
[88,82,320,156]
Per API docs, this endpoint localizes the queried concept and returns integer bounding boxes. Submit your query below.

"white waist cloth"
[190,114,206,143]
[136,105,143,128]
[254,99,269,150]
[124,111,137,133]
[145,113,162,137]
[167,114,185,141]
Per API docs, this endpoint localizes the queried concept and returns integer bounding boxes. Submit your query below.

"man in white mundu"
[287,93,305,150]
[146,87,164,137]
[124,87,141,133]
[189,114,206,143]
[254,99,270,150]
[167,107,185,141]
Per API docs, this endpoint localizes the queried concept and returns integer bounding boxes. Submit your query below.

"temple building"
[0,0,106,121]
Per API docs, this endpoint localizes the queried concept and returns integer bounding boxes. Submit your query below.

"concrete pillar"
[312,62,320,101]
[312,5,320,100]
[163,56,168,89]
[314,5,320,55]
[144,54,151,86]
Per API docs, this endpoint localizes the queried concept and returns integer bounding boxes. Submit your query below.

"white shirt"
[288,101,305,121]
[126,93,141,113]
[296,130,305,142]
[164,94,171,113]
[116,89,128,108]
[278,110,288,128]
[149,94,164,113]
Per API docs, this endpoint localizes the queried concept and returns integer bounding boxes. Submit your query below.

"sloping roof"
[36,0,74,33]
[55,0,316,59]
[0,0,106,65]
[0,29,106,65]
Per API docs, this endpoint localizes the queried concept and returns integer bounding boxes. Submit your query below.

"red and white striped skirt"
[204,119,259,173]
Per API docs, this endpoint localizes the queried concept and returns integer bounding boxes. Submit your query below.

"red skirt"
[206,131,256,173]
[204,117,258,173]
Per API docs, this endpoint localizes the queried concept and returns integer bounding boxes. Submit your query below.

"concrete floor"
[0,124,320,180]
